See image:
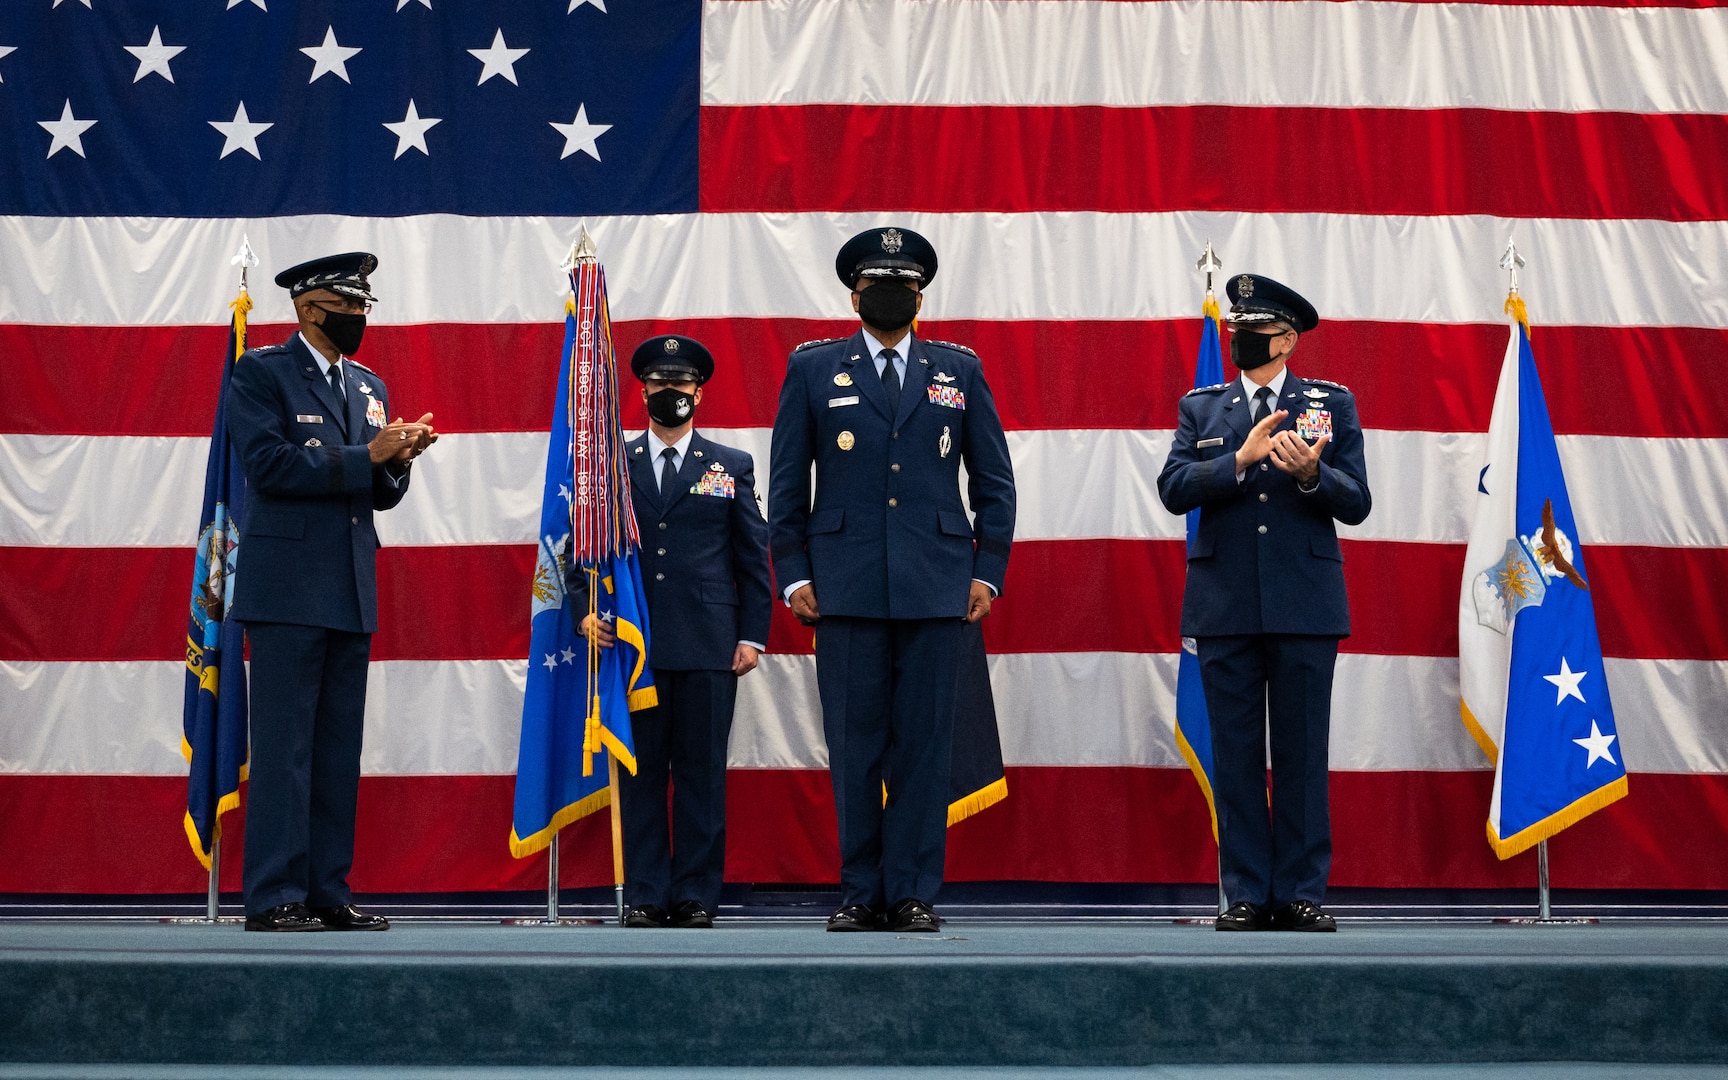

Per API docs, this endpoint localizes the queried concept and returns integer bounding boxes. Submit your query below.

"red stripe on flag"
[5,322,1726,437]
[3,769,1725,894]
[701,105,1728,221]
[5,541,1724,663]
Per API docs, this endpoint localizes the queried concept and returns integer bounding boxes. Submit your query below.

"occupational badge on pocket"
[939,425,952,458]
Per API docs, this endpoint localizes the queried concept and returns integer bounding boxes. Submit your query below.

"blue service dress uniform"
[227,334,411,915]
[1157,372,1371,910]
[569,431,772,914]
[768,331,1016,909]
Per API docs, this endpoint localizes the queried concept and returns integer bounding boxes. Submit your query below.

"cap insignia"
[880,228,904,254]
[1237,275,1255,297]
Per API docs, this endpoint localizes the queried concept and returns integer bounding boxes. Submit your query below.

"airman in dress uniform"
[1157,273,1371,932]
[768,227,1017,932]
[575,335,772,928]
[227,252,438,932]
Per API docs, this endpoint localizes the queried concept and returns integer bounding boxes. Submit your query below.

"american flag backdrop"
[2,0,1726,895]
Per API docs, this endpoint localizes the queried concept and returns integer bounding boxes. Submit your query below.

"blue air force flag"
[1173,292,1225,841]
[510,301,649,858]
[1458,302,1628,858]
[181,291,251,868]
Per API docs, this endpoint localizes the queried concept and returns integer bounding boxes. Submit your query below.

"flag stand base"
[499,832,607,927]
[1493,841,1598,924]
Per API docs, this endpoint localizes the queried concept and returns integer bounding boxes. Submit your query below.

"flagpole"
[608,757,626,925]
[1537,840,1551,921]
[545,833,561,923]
[1197,239,1226,921]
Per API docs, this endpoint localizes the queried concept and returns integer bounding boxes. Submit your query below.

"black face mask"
[317,309,367,357]
[646,387,696,428]
[1229,330,1281,371]
[856,282,919,332]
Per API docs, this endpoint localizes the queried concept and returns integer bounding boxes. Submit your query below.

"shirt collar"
[1240,365,1288,403]
[651,427,695,461]
[861,327,912,365]
[301,333,343,376]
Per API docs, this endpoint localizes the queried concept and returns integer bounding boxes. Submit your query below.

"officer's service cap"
[1225,273,1318,334]
[631,335,714,384]
[836,227,938,289]
[275,252,379,302]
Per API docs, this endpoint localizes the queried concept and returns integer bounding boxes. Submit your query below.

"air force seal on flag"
[1473,538,1547,636]
[530,532,569,618]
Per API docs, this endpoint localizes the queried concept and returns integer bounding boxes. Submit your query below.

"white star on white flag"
[383,99,442,158]
[543,653,559,671]
[397,0,431,8]
[469,29,529,86]
[1542,657,1588,706]
[569,0,607,11]
[1572,720,1618,768]
[124,26,186,83]
[210,102,273,160]
[302,26,361,84]
[38,100,97,159]
[227,0,266,10]
[551,104,611,161]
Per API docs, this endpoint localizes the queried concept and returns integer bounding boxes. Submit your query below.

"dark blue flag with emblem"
[181,286,251,868]
[511,241,650,858]
[1459,293,1628,857]
[1173,289,1224,841]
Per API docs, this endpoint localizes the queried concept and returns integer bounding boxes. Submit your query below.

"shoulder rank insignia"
[794,337,842,352]
[1305,378,1352,394]
[923,339,978,357]
[1184,382,1230,397]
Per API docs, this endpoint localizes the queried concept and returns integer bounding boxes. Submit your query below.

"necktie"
[660,446,678,494]
[879,348,901,409]
[1252,386,1273,424]
[327,361,346,404]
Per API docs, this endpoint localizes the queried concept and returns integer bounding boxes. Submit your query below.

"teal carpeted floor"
[3,920,1725,1067]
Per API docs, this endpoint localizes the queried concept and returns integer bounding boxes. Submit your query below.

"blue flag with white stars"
[1458,300,1628,858]
[1174,290,1225,842]
[2,0,697,217]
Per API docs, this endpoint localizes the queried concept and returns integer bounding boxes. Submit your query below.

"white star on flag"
[599,609,612,622]
[558,482,573,504]
[384,100,442,158]
[551,105,611,161]
[38,100,97,159]
[397,0,432,8]
[569,0,607,11]
[124,26,186,84]
[210,102,273,160]
[1573,720,1618,769]
[469,29,529,86]
[1542,657,1588,705]
[0,46,15,83]
[561,647,577,664]
[54,0,92,7]
[542,653,559,671]
[227,0,266,8]
[302,26,361,84]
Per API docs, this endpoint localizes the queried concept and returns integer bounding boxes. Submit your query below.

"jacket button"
[891,432,898,439]
[1258,525,1268,534]
[655,573,664,581]
[658,521,667,530]
[351,516,358,524]
[891,463,900,472]
[1260,463,1268,471]
[656,548,666,556]
[888,498,898,507]
[1258,493,1268,503]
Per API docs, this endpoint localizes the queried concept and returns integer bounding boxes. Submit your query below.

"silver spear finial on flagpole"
[1196,239,1223,294]
[565,223,599,271]
[231,234,259,291]
[1499,237,1526,294]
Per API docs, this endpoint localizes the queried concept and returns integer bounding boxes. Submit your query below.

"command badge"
[939,425,952,458]
[837,431,855,451]
[834,372,853,386]
[305,438,322,447]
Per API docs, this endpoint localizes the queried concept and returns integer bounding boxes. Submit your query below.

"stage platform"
[2,919,1725,1071]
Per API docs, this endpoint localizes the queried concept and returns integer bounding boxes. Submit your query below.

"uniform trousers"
[1197,633,1339,909]
[815,615,962,909]
[241,621,371,914]
[619,667,738,913]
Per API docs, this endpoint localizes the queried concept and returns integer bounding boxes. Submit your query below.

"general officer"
[227,252,437,932]
[1157,273,1371,932]
[575,335,772,929]
[768,227,1016,933]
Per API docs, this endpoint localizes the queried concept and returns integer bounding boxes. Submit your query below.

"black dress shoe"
[886,898,941,933]
[623,904,669,928]
[825,904,882,932]
[668,901,714,928]
[244,903,325,932]
[1272,900,1337,932]
[1214,901,1270,932]
[309,904,390,931]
